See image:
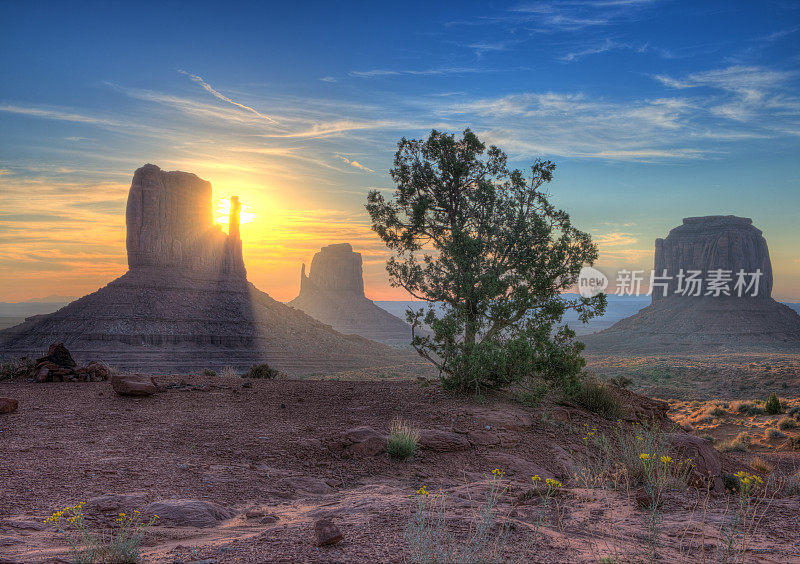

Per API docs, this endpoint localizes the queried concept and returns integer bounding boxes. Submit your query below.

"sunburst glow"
[215,197,256,225]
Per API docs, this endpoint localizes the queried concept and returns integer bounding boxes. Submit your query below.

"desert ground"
[1,370,799,563]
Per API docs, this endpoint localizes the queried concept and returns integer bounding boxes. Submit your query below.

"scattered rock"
[30,344,109,383]
[329,426,387,457]
[245,506,266,519]
[83,493,148,516]
[0,397,18,414]
[36,343,76,369]
[418,429,470,452]
[111,373,158,397]
[666,433,724,493]
[314,517,343,546]
[142,499,236,528]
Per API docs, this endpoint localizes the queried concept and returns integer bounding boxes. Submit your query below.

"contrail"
[178,69,278,124]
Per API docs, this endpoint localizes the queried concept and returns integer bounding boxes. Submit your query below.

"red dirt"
[1,376,798,563]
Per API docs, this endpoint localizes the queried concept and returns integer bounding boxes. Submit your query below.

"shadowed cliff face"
[290,244,415,346]
[126,164,245,278]
[301,243,365,296]
[583,215,800,353]
[653,216,773,301]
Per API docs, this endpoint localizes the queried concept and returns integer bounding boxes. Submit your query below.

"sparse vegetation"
[220,366,237,378]
[765,393,783,415]
[764,427,785,440]
[570,376,624,420]
[244,363,280,379]
[0,356,35,380]
[778,416,797,430]
[512,378,549,408]
[43,502,157,563]
[750,457,773,474]
[717,432,751,452]
[386,419,419,460]
[202,368,217,377]
[734,401,752,414]
[710,406,727,417]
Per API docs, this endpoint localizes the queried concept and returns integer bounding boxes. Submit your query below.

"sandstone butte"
[0,164,421,375]
[582,215,800,353]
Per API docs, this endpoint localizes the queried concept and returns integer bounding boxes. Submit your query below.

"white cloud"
[0,104,120,126]
[335,154,375,173]
[178,69,278,124]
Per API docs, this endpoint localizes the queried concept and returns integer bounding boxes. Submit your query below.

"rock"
[35,343,77,369]
[666,433,724,493]
[111,373,158,396]
[260,514,279,524]
[551,445,575,480]
[466,406,534,431]
[83,493,148,516]
[126,164,244,277]
[330,426,387,457]
[314,517,343,546]
[467,429,501,446]
[583,215,800,353]
[418,429,470,452]
[142,499,236,528]
[82,361,111,381]
[288,476,332,495]
[0,397,18,414]
[288,243,418,346]
[653,216,773,300]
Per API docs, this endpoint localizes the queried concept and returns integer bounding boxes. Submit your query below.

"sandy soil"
[1,376,799,563]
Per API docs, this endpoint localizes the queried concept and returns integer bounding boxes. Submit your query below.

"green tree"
[366,129,606,393]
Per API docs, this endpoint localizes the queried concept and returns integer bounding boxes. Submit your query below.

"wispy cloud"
[177,69,278,124]
[0,104,121,126]
[336,154,375,173]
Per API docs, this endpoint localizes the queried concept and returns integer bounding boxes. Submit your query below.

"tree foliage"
[366,129,606,393]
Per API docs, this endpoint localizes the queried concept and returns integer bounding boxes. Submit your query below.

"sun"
[215,198,256,225]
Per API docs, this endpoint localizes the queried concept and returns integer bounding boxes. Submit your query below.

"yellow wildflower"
[531,475,541,482]
[640,453,651,460]
[545,478,562,488]
[660,455,673,464]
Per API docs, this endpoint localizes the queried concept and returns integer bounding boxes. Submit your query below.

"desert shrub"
[734,401,752,414]
[512,378,549,408]
[791,437,800,450]
[44,502,157,563]
[783,472,800,496]
[764,428,785,440]
[244,363,279,379]
[0,356,35,380]
[574,421,692,491]
[202,368,217,377]
[747,405,764,416]
[778,416,797,430]
[570,377,624,420]
[404,469,512,563]
[386,419,419,460]
[750,457,773,474]
[700,434,716,444]
[717,432,751,452]
[765,393,783,415]
[220,366,237,378]
[710,406,727,417]
[787,406,800,418]
[608,375,632,389]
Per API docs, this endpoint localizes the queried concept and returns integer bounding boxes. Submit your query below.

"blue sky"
[1,0,799,301]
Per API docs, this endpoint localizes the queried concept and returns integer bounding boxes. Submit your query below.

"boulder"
[329,426,387,457]
[418,429,470,452]
[35,343,77,369]
[111,374,158,397]
[314,517,343,546]
[142,499,236,528]
[666,433,724,493]
[0,398,18,414]
[84,493,148,516]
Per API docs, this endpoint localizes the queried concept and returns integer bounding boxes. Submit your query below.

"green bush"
[570,377,624,420]
[244,363,280,379]
[386,419,419,460]
[748,405,764,416]
[778,416,797,430]
[202,368,217,377]
[0,357,35,380]
[512,378,549,408]
[710,406,727,417]
[765,393,783,415]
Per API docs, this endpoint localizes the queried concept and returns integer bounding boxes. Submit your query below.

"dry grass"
[717,432,751,452]
[386,419,420,460]
[750,457,773,474]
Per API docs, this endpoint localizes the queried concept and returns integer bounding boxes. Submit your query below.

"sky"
[1,0,799,302]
